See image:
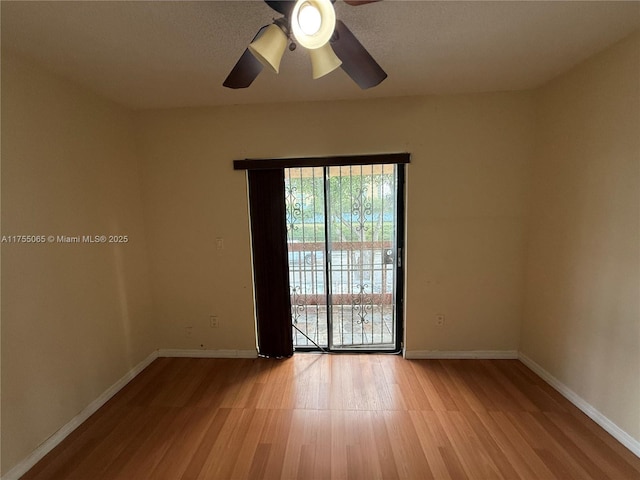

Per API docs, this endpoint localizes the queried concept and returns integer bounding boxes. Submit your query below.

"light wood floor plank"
[384,410,435,479]
[475,411,547,479]
[257,409,294,480]
[507,411,596,479]
[408,410,454,480]
[179,407,232,479]
[436,410,503,479]
[369,410,401,480]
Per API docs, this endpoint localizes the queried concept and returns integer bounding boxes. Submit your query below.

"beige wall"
[522,32,640,441]
[135,92,533,354]
[1,54,155,474]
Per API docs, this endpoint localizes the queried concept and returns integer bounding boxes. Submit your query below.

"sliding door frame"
[235,153,409,355]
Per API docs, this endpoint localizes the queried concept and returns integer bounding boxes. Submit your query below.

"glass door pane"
[285,167,328,348]
[327,164,398,350]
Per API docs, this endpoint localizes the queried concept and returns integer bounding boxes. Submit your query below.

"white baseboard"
[519,352,640,458]
[404,349,519,359]
[158,348,258,359]
[1,350,159,480]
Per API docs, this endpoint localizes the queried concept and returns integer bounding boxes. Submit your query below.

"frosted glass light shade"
[292,0,336,50]
[309,43,342,79]
[248,24,288,74]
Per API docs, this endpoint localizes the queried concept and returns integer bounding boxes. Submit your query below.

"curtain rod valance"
[234,153,410,170]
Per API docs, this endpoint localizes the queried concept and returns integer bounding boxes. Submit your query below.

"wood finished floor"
[23,355,640,480]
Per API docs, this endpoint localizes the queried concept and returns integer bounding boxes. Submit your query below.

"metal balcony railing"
[288,241,396,349]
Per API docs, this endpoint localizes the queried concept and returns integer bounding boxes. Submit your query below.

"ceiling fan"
[223,0,386,90]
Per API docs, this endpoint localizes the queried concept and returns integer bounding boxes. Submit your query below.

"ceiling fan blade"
[331,20,387,89]
[264,0,295,17]
[223,49,264,89]
[343,0,380,5]
[223,26,268,89]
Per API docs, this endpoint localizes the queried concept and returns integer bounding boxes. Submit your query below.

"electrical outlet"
[436,314,445,326]
[210,315,219,328]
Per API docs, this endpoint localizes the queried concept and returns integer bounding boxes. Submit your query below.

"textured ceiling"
[2,1,639,110]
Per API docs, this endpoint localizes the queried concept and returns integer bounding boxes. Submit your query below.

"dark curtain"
[247,169,293,358]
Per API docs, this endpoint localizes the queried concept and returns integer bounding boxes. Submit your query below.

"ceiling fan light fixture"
[309,42,342,79]
[292,0,336,50]
[248,23,288,74]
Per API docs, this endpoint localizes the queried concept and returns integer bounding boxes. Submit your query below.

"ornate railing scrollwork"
[352,283,373,325]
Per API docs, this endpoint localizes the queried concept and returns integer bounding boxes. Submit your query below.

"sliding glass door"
[285,164,404,352]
